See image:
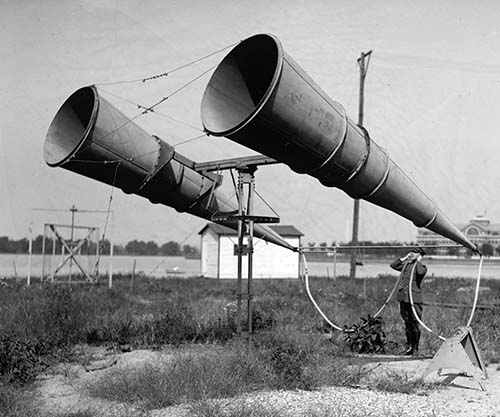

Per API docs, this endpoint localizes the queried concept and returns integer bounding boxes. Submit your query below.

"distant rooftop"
[199,223,303,237]
[418,216,500,235]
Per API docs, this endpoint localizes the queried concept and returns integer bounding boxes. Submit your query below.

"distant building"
[417,215,500,255]
[199,223,303,278]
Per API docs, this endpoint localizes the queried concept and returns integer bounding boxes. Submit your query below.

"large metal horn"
[201,33,477,252]
[44,85,293,250]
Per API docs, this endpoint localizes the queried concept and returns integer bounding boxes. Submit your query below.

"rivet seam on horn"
[134,136,162,193]
[135,135,175,194]
[422,202,438,228]
[312,103,348,172]
[361,148,391,199]
[344,124,371,184]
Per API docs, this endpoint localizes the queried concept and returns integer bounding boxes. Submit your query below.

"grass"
[0,273,498,414]
[0,381,47,417]
[85,344,273,409]
[370,368,441,395]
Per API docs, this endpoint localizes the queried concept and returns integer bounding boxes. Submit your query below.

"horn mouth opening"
[44,86,98,167]
[201,33,283,136]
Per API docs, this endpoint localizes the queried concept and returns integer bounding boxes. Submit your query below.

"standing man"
[390,247,427,356]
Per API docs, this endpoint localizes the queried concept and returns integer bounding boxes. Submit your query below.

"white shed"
[199,223,303,279]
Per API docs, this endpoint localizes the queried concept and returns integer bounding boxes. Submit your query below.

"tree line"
[307,240,500,257]
[0,235,200,258]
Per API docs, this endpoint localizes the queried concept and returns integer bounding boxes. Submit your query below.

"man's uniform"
[390,252,427,355]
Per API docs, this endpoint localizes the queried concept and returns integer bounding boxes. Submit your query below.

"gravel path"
[37,350,500,417]
[152,360,500,417]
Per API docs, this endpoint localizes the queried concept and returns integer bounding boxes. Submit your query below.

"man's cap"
[413,246,426,256]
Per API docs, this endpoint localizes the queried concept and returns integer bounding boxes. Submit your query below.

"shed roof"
[198,223,303,237]
[269,225,303,237]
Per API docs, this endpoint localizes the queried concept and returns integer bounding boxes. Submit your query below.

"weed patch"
[85,347,273,409]
[371,368,441,395]
[0,382,42,417]
[0,338,48,384]
[343,315,386,354]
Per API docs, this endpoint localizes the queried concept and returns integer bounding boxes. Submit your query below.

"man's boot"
[404,345,414,356]
[412,333,420,357]
[402,327,413,355]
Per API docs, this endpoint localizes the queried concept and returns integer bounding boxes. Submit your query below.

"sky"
[2,0,500,247]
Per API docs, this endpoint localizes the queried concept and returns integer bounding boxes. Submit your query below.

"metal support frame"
[43,223,99,283]
[196,155,280,337]
[422,326,488,391]
[31,205,113,285]
[236,167,254,336]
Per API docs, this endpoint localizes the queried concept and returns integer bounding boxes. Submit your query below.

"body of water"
[305,257,499,280]
[1,254,498,280]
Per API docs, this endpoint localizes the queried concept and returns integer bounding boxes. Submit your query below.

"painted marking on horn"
[312,103,349,172]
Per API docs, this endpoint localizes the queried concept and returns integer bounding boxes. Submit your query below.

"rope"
[254,189,281,219]
[95,41,239,86]
[70,134,208,167]
[77,62,218,155]
[138,63,218,114]
[99,88,203,133]
[173,133,208,148]
[230,169,239,205]
[94,161,121,275]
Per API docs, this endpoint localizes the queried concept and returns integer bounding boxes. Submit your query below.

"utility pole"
[350,50,372,280]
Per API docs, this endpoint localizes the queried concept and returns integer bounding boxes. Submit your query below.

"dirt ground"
[36,347,500,417]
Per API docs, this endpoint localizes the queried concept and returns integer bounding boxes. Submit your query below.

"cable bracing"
[95,41,239,86]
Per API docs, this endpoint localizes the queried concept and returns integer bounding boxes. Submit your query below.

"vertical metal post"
[236,171,245,336]
[333,247,337,283]
[51,235,56,282]
[246,168,256,334]
[27,227,32,286]
[108,212,114,288]
[109,236,114,288]
[350,50,372,279]
[94,227,99,284]
[41,226,46,281]
[69,205,77,282]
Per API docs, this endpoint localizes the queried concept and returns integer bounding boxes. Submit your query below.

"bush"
[343,315,386,354]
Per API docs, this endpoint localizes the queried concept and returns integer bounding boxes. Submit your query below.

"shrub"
[343,315,386,354]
